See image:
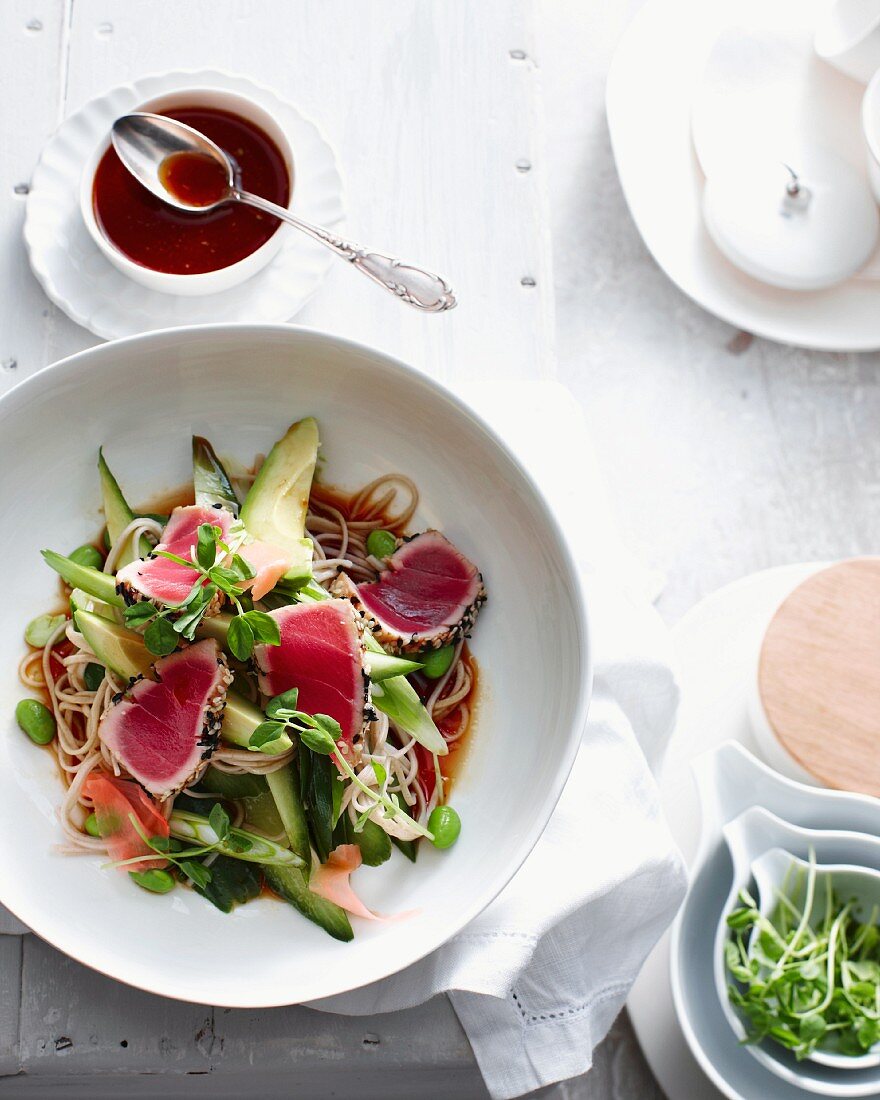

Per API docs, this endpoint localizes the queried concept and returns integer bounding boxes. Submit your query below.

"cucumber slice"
[192,436,239,515]
[76,610,152,680]
[266,763,311,869]
[98,450,150,566]
[239,417,319,586]
[43,551,124,607]
[242,789,286,838]
[334,813,392,867]
[198,767,266,800]
[263,864,353,942]
[367,650,423,682]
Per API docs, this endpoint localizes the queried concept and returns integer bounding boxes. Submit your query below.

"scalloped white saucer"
[23,70,344,339]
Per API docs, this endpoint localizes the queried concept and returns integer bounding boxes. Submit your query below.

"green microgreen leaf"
[179,860,212,889]
[208,802,231,843]
[143,615,178,656]
[266,688,300,718]
[196,523,218,571]
[243,610,280,645]
[248,720,286,750]
[227,615,254,661]
[299,724,337,756]
[124,602,156,627]
[232,554,256,581]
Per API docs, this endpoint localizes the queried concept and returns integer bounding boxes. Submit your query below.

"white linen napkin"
[308,381,688,1099]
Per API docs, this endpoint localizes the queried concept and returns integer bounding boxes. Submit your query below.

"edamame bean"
[84,813,101,838]
[366,529,397,560]
[24,612,66,648]
[421,645,455,680]
[83,662,105,692]
[69,543,104,570]
[129,869,175,894]
[427,805,461,849]
[15,699,56,745]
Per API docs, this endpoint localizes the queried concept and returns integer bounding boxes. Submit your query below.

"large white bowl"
[0,325,590,1007]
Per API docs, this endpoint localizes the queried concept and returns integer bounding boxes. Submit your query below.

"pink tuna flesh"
[253,600,366,746]
[355,530,485,650]
[116,504,232,608]
[99,639,231,799]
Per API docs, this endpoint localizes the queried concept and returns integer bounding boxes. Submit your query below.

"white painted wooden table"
[0,1,561,1096]
[6,0,870,1096]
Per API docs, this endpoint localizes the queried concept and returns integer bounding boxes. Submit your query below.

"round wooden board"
[758,557,880,796]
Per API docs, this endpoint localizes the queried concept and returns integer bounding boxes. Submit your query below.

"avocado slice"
[42,550,124,608]
[76,609,152,680]
[98,450,150,567]
[69,587,115,622]
[192,436,239,515]
[239,417,318,587]
[194,610,234,645]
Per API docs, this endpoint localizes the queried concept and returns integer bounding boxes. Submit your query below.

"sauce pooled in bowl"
[92,106,290,275]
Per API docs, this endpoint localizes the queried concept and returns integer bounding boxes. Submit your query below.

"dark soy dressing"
[93,106,290,274]
[158,151,230,209]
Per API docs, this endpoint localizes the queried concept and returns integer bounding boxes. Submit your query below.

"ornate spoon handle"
[237,190,457,313]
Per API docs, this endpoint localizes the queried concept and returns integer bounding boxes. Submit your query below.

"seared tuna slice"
[332,530,486,653]
[253,600,370,754]
[99,639,232,799]
[116,504,232,615]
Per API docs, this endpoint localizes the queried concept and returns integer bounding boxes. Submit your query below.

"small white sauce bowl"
[79,86,294,297]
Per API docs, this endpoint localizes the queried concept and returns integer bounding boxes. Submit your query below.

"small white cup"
[80,86,294,297]
[816,0,880,84]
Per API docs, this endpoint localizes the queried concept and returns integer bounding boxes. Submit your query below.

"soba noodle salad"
[17,418,485,940]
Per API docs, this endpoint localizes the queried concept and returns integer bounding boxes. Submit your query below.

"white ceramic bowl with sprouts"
[0,324,590,1006]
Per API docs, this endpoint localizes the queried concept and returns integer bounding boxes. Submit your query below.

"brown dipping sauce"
[158,151,230,209]
[92,106,290,275]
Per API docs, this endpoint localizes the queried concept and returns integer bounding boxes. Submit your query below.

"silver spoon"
[111,112,457,312]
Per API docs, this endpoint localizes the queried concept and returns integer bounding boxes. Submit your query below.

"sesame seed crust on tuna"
[330,557,487,655]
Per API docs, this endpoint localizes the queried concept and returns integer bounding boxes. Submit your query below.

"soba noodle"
[23,474,474,856]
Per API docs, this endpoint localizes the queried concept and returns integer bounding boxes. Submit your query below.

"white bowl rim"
[815,1,880,59]
[78,84,296,292]
[0,321,592,1006]
[862,70,880,167]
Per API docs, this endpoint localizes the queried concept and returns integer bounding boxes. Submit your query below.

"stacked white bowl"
[671,742,880,1098]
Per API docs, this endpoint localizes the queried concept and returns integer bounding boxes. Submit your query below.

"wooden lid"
[758,558,880,796]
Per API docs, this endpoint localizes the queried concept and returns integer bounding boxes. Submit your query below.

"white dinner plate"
[0,325,590,1007]
[606,0,880,351]
[23,70,344,339]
